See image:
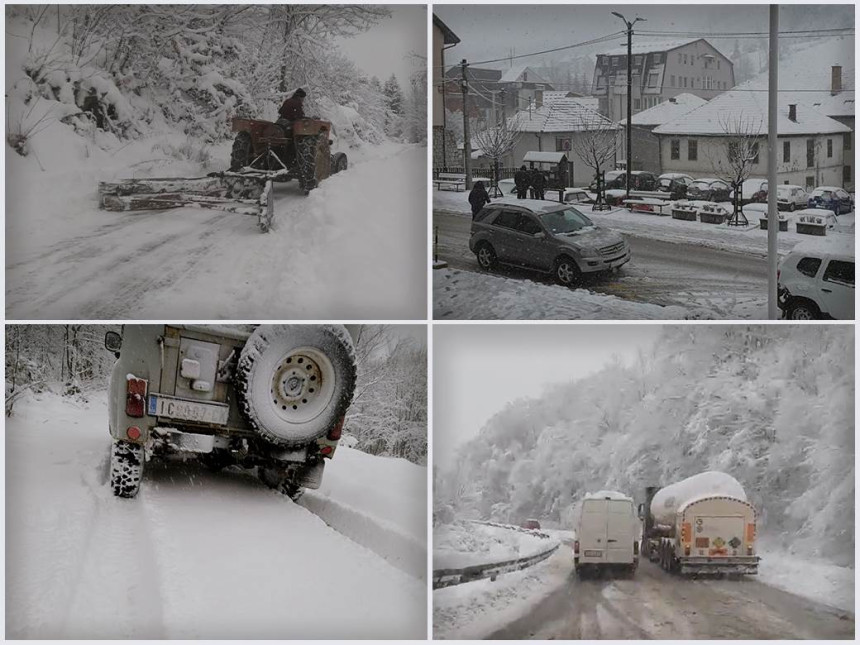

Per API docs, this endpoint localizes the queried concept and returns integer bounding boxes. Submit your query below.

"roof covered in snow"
[622,93,707,127]
[584,490,634,502]
[523,151,567,163]
[601,38,700,57]
[509,97,618,133]
[499,65,551,86]
[543,92,599,112]
[653,90,851,136]
[733,38,854,118]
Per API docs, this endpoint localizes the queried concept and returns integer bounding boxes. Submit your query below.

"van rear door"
[579,499,608,561]
[605,500,635,563]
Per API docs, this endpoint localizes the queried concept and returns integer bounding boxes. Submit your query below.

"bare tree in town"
[569,111,618,210]
[472,117,520,197]
[709,113,765,226]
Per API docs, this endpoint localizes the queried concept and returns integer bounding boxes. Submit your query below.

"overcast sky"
[336,5,426,87]
[433,325,662,469]
[434,4,854,70]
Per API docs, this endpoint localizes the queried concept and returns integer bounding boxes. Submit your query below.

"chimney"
[831,65,843,95]
[788,104,797,122]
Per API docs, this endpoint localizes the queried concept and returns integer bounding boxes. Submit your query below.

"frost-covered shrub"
[151,137,213,168]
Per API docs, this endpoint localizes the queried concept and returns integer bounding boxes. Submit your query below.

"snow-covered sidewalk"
[5,388,426,639]
[434,267,690,320]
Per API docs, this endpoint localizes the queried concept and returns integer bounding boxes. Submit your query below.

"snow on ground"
[756,544,855,613]
[5,389,426,639]
[434,267,690,320]
[434,521,557,570]
[434,546,574,639]
[434,189,855,258]
[6,130,427,319]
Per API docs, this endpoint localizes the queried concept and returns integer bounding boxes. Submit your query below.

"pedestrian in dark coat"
[514,165,530,199]
[531,168,546,200]
[468,181,491,218]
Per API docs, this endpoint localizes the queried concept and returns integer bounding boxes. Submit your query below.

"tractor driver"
[277,88,306,135]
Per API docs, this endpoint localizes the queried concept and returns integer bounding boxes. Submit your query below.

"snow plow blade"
[98,173,278,232]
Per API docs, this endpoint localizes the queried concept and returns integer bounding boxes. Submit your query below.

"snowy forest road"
[433,211,768,318]
[6,391,426,639]
[6,143,426,320]
[487,558,854,640]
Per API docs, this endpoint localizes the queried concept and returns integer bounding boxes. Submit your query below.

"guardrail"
[432,521,560,590]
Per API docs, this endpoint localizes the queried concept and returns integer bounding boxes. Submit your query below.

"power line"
[637,27,854,37]
[468,30,626,66]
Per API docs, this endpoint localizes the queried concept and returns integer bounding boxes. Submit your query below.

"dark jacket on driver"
[279,96,305,121]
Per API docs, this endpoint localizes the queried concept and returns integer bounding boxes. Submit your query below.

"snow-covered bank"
[5,389,426,639]
[434,189,855,258]
[434,267,690,320]
[7,140,427,319]
[757,545,854,613]
[434,521,556,570]
[434,546,573,639]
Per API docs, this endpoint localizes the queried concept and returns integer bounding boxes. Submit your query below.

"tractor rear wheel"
[230,131,252,171]
[331,152,348,175]
[295,135,320,194]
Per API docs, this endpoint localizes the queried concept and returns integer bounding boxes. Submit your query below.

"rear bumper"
[680,556,759,575]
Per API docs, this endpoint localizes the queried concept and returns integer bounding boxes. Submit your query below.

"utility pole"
[612,12,645,201]
[767,5,779,319]
[461,59,472,190]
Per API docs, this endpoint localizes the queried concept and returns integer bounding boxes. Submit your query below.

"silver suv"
[469,198,630,285]
[778,238,854,319]
[105,324,357,498]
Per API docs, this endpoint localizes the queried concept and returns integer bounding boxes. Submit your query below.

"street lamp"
[611,11,645,201]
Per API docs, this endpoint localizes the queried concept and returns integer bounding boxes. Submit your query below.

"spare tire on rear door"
[236,325,357,446]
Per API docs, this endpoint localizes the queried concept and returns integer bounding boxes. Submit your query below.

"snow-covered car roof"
[810,186,844,192]
[788,234,855,258]
[659,173,693,180]
[691,178,723,184]
[491,197,577,212]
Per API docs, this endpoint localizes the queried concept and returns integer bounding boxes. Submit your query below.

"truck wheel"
[230,131,252,171]
[110,440,144,498]
[295,135,319,193]
[236,325,357,447]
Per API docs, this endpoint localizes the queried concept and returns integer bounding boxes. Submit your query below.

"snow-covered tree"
[709,113,764,225]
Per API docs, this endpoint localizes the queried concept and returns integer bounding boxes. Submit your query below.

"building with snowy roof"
[432,14,460,168]
[496,97,620,186]
[652,89,851,189]
[616,93,707,174]
[592,38,734,123]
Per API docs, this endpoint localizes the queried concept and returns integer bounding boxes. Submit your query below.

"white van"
[573,491,639,577]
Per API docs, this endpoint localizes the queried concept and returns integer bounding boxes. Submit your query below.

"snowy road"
[433,210,768,318]
[487,558,854,640]
[6,142,426,319]
[6,390,426,639]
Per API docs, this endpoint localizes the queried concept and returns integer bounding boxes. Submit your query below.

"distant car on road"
[778,237,854,319]
[807,186,853,215]
[776,185,808,211]
[522,519,542,530]
[469,198,631,286]
[686,178,730,202]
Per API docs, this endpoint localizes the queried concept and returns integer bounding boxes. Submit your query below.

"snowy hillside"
[435,326,854,567]
[6,389,427,639]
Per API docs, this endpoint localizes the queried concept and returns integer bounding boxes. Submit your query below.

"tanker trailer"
[639,471,759,575]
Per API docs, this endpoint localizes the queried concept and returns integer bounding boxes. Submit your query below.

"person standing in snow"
[531,167,546,200]
[468,181,491,219]
[277,88,307,133]
[514,165,530,199]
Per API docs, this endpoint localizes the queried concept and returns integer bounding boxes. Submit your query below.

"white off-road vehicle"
[105,325,357,499]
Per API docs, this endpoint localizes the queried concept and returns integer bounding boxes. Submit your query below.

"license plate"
[148,395,229,425]
[584,550,603,557]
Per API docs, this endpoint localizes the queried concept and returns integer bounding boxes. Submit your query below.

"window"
[823,260,855,287]
[827,138,833,158]
[612,56,619,67]
[844,165,852,185]
[492,210,521,229]
[683,77,688,88]
[783,141,790,163]
[474,208,497,223]
[670,75,675,88]
[678,53,682,64]
[671,139,680,160]
[844,132,852,151]
[515,214,543,236]
[556,138,571,152]
[648,72,659,87]
[796,257,822,278]
[634,55,643,65]
[634,98,641,110]
[654,53,662,63]
[688,139,698,161]
[683,54,687,64]
[805,175,815,190]
[752,142,759,164]
[806,139,815,168]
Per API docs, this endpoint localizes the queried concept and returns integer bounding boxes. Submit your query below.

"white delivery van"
[574,491,639,577]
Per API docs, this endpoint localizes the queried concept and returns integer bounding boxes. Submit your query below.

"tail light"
[684,545,691,556]
[746,523,756,542]
[126,426,141,441]
[319,445,333,457]
[574,540,580,554]
[327,417,344,441]
[126,376,147,418]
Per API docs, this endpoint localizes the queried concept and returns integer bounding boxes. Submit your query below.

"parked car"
[776,184,808,211]
[778,238,854,319]
[686,178,731,202]
[807,186,853,215]
[105,324,357,498]
[470,198,631,286]
[589,170,625,192]
[730,178,767,205]
[522,519,542,530]
[560,188,594,205]
[657,173,693,199]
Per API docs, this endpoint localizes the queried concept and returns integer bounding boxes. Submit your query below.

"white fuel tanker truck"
[639,471,759,575]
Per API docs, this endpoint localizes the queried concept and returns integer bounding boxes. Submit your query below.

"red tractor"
[229,116,348,194]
